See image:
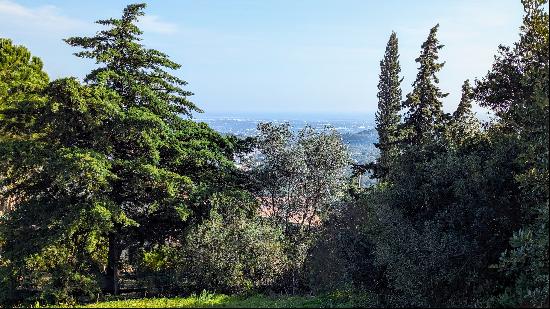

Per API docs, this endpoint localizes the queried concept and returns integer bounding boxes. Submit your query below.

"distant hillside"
[341,129,379,165]
[341,128,378,145]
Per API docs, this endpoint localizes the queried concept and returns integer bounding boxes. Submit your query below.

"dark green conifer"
[402,24,448,146]
[475,0,548,305]
[0,4,236,301]
[64,3,200,120]
[453,80,474,119]
[62,3,236,295]
[374,32,402,179]
[447,79,480,145]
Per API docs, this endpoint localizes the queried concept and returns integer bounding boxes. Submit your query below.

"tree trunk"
[105,232,121,295]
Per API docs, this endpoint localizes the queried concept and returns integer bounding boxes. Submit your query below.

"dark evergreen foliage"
[446,79,480,146]
[0,3,238,305]
[402,24,449,146]
[374,32,402,179]
[0,0,548,307]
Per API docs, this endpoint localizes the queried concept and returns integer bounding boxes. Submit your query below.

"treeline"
[348,0,548,305]
[0,1,548,308]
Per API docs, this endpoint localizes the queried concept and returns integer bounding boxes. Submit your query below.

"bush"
[359,134,524,307]
[0,202,111,306]
[138,191,288,295]
[305,198,379,295]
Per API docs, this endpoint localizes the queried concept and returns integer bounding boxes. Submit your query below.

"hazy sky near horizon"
[1,0,524,115]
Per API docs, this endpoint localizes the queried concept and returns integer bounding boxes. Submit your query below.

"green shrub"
[138,191,289,295]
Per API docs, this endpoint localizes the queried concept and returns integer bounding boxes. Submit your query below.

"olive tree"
[244,122,349,293]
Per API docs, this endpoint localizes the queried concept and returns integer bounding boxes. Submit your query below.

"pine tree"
[64,3,200,120]
[447,79,480,145]
[374,32,402,179]
[402,24,448,146]
[0,4,237,302]
[61,4,238,295]
[0,38,49,135]
[0,39,50,215]
[453,80,474,120]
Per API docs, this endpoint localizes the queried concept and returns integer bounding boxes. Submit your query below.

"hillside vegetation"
[1,1,548,308]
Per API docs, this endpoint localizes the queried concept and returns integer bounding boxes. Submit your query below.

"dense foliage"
[401,24,449,146]
[361,0,548,307]
[137,191,288,295]
[0,4,239,305]
[244,123,349,293]
[0,0,547,308]
[374,32,402,179]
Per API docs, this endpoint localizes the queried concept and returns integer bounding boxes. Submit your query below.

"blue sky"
[1,0,524,116]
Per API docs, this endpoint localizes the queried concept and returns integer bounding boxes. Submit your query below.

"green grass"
[61,290,373,308]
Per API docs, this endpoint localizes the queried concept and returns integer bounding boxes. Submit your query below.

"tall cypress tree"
[374,32,402,179]
[402,24,448,146]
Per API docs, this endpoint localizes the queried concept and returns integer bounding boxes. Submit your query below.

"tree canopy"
[1,3,238,303]
[0,1,547,307]
[402,24,449,146]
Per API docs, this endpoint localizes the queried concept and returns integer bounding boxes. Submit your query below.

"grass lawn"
[65,291,372,308]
